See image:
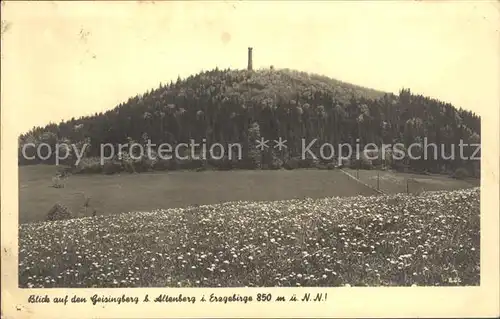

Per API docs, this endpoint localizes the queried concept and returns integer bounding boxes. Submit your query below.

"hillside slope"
[19,68,481,174]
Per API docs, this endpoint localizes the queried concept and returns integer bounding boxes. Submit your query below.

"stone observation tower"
[247,47,253,71]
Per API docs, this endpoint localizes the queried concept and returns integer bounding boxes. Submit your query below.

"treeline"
[18,68,481,177]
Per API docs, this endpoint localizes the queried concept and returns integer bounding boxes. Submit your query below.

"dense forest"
[18,68,481,177]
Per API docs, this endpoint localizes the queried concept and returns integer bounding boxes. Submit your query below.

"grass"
[342,168,478,194]
[19,165,377,223]
[18,187,480,288]
[18,165,478,224]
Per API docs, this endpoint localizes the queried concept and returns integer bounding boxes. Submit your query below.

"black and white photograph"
[1,0,499,317]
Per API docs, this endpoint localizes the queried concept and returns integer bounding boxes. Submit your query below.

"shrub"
[210,157,234,171]
[338,157,350,168]
[133,157,156,172]
[269,156,283,170]
[283,158,300,170]
[351,155,373,170]
[349,160,359,169]
[234,156,260,169]
[371,158,382,167]
[74,157,102,174]
[360,156,373,169]
[102,161,123,175]
[56,166,72,178]
[298,157,319,169]
[326,162,337,170]
[392,161,410,172]
[51,176,65,188]
[453,167,469,180]
[152,159,176,171]
[176,156,204,170]
[247,148,262,169]
[46,203,73,221]
[122,160,136,173]
[315,163,328,170]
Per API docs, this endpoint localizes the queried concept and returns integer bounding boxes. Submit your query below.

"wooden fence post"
[377,171,380,191]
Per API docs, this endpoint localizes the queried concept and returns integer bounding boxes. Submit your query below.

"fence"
[344,168,427,195]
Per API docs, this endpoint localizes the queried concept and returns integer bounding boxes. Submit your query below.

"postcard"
[1,1,499,318]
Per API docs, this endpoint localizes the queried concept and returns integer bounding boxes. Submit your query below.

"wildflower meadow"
[18,187,480,288]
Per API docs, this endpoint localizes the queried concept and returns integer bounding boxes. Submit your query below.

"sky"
[1,1,499,135]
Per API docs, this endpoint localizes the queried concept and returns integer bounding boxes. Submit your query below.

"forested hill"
[19,68,480,175]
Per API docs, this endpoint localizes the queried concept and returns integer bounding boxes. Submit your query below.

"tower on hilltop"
[247,47,253,71]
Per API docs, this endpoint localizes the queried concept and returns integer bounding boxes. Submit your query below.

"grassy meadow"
[18,165,480,287]
[19,187,480,287]
[342,168,479,194]
[19,165,379,223]
[19,165,477,224]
